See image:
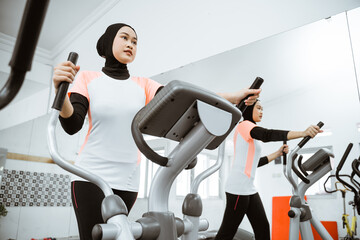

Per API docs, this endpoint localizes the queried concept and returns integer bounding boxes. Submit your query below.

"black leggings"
[215,192,270,240]
[71,181,138,240]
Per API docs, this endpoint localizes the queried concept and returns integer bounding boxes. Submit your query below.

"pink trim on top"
[237,121,256,142]
[232,129,238,166]
[131,77,162,105]
[137,150,142,165]
[78,108,92,156]
[68,71,101,102]
[244,140,255,177]
[236,121,257,178]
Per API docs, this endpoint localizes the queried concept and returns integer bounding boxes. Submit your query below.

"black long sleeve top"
[250,126,289,167]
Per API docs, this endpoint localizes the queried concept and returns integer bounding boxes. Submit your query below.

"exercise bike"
[324,175,359,240]
[327,143,360,240]
[48,52,261,239]
[282,122,335,240]
[324,173,359,240]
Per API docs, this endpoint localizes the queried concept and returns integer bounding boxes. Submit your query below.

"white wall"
[0,159,79,240]
[0,49,53,131]
[51,0,360,77]
[0,111,88,160]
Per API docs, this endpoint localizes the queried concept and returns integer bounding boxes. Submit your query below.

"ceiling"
[0,0,112,106]
[0,0,106,52]
[1,0,359,63]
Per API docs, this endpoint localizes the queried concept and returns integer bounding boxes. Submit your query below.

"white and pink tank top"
[69,71,161,191]
[225,120,262,195]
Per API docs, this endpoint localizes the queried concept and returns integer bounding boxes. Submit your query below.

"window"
[137,137,222,199]
[176,153,220,199]
[138,149,164,198]
[297,146,333,195]
[176,165,192,197]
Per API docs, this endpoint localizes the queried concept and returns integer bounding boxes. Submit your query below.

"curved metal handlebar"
[131,109,169,166]
[323,174,352,193]
[335,143,358,197]
[0,0,49,110]
[190,142,225,194]
[291,154,310,184]
[47,111,114,197]
[298,155,309,177]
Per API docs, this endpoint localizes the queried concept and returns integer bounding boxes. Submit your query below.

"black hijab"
[96,23,137,80]
[242,99,259,124]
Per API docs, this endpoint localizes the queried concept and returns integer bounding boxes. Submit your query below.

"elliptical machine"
[130,78,248,240]
[48,52,261,239]
[283,122,335,240]
[330,143,360,240]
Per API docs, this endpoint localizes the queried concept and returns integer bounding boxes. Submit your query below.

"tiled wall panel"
[0,169,71,207]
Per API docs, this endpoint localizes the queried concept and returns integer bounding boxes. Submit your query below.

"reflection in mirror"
[151,8,360,149]
[151,7,360,236]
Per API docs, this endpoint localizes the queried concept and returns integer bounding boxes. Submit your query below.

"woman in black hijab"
[52,23,163,239]
[52,23,261,239]
[96,23,135,79]
[215,100,322,240]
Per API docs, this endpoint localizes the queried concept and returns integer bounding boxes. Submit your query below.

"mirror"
[151,8,360,157]
[150,7,360,231]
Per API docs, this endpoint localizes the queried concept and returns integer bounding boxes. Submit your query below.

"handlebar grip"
[282,140,287,165]
[336,143,353,172]
[52,52,79,111]
[297,121,324,148]
[236,77,264,113]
